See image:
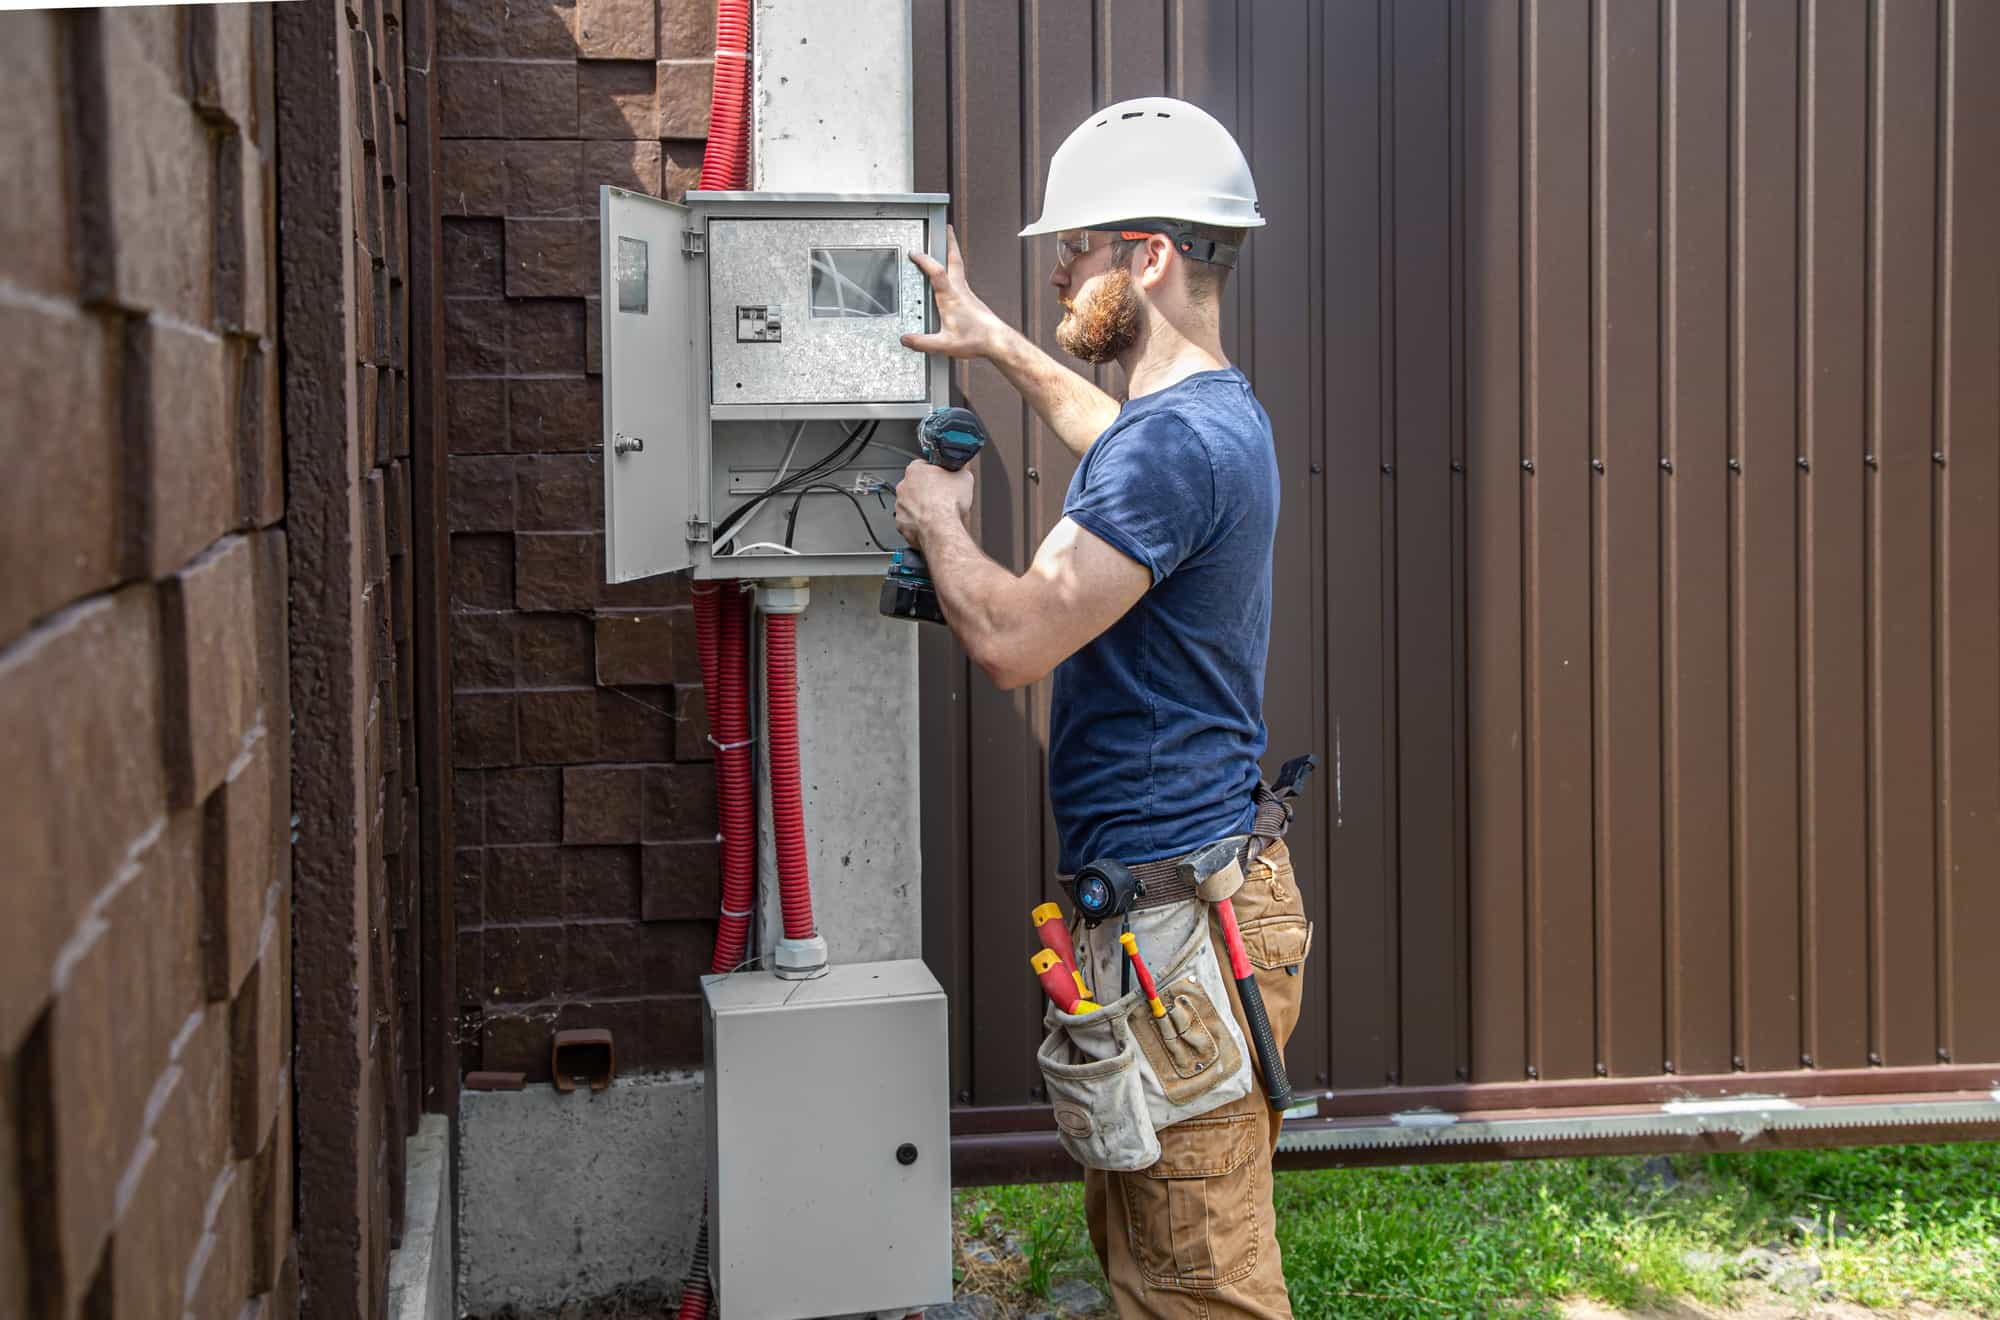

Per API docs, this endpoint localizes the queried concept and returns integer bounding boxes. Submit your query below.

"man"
[893,98,1307,1318]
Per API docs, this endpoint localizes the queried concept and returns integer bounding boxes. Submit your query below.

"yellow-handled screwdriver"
[1119,932,1167,1019]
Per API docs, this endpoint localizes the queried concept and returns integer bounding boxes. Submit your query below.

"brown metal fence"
[916,0,2000,1148]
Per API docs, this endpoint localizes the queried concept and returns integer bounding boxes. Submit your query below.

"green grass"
[952,1142,2000,1317]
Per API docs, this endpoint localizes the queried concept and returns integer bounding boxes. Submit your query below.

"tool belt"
[1057,775,1302,913]
[1037,766,1310,1171]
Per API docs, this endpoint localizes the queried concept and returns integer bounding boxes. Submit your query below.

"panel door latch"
[613,432,644,455]
[682,228,706,257]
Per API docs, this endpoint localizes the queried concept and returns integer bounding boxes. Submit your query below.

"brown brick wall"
[438,0,720,1081]
[0,6,296,1316]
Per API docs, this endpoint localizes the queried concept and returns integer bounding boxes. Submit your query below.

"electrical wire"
[781,484,894,553]
[713,420,881,552]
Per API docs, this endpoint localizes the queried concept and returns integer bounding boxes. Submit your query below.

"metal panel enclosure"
[704,961,954,1318]
[914,0,2000,1171]
[708,217,932,404]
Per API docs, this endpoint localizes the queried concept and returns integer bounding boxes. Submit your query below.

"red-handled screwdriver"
[1032,949,1101,1014]
[1118,932,1167,1018]
[1031,901,1092,1001]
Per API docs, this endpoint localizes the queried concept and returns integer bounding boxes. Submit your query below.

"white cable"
[728,541,802,556]
[711,421,824,555]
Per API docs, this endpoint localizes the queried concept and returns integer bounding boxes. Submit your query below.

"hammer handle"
[1215,897,1294,1112]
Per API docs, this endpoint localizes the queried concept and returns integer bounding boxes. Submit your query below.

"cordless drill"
[879,406,989,625]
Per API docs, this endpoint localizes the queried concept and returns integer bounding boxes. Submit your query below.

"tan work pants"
[1082,839,1311,1319]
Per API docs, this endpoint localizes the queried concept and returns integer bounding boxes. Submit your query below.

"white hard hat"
[1019,96,1265,241]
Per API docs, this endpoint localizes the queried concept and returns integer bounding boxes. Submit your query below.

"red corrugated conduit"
[762,613,817,939]
[680,5,752,1315]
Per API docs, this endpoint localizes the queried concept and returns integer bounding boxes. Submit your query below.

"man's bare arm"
[913,512,1149,691]
[901,225,1120,459]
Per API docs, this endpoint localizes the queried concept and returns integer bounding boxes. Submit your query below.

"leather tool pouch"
[1036,902,1254,1171]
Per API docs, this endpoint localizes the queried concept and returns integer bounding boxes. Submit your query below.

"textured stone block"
[0,13,75,295]
[662,138,704,202]
[593,610,675,686]
[658,0,714,59]
[506,140,585,217]
[514,612,596,685]
[444,295,508,376]
[85,13,217,320]
[439,58,505,137]
[236,341,284,529]
[507,298,587,374]
[577,59,657,138]
[105,1010,230,1320]
[503,61,579,138]
[486,845,564,923]
[455,771,486,848]
[585,295,602,374]
[452,611,513,689]
[641,841,721,921]
[520,687,598,763]
[480,1012,551,1076]
[563,765,642,843]
[132,319,232,578]
[251,1079,293,1295]
[443,216,504,293]
[642,762,716,842]
[487,766,562,843]
[228,936,283,1158]
[507,374,599,451]
[0,300,117,648]
[438,0,574,58]
[161,535,258,806]
[441,139,506,218]
[503,218,591,298]
[455,847,486,928]
[485,924,564,1001]
[517,452,601,532]
[579,0,654,58]
[563,846,640,920]
[566,921,640,994]
[655,59,713,138]
[447,377,509,455]
[449,533,515,608]
[515,533,600,611]
[453,690,519,768]
[202,726,276,999]
[449,453,517,531]
[640,924,715,996]
[673,684,710,761]
[183,1161,253,1320]
[585,138,663,201]
[595,685,673,762]
[189,2,255,129]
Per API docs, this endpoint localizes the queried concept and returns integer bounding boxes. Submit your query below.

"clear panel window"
[809,247,900,318]
[616,236,649,313]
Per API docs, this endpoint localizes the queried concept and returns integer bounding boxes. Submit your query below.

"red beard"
[1056,268,1141,365]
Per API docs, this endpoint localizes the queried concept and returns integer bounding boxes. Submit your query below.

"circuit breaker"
[703,960,952,1318]
[598,189,949,582]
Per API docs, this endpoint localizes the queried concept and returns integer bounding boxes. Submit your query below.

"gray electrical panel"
[598,189,949,583]
[703,960,953,1318]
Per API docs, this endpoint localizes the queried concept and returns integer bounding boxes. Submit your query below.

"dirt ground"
[1561,1289,1987,1320]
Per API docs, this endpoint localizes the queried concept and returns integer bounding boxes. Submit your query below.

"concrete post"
[749,0,925,968]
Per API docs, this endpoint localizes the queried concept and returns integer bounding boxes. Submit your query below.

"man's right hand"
[902,224,1005,360]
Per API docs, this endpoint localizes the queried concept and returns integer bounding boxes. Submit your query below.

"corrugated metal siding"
[917,0,2000,1114]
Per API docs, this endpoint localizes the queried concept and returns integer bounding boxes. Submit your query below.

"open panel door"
[600,186,699,582]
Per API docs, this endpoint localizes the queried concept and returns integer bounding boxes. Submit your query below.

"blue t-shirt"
[1050,367,1278,873]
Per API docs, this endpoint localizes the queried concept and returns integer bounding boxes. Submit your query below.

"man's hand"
[901,225,1006,360]
[892,459,974,552]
